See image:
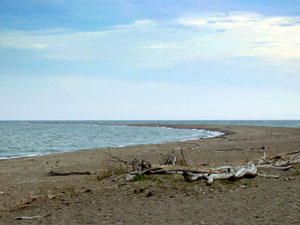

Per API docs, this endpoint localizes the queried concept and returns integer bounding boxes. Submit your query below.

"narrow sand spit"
[1,124,300,225]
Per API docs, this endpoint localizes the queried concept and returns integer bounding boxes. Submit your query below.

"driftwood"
[111,149,300,185]
[15,214,51,220]
[180,148,188,166]
[257,164,292,170]
[109,155,151,171]
[162,153,177,165]
[124,162,258,185]
[49,170,91,176]
[258,172,280,179]
[182,162,257,185]
[216,148,242,152]
[270,150,300,160]
[257,150,300,170]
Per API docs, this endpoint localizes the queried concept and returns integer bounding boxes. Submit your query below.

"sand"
[0,124,300,224]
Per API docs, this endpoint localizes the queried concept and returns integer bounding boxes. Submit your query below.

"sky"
[1,0,300,120]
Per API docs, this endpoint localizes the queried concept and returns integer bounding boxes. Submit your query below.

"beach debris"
[49,170,91,176]
[216,148,242,152]
[257,172,280,179]
[84,150,300,185]
[162,152,177,165]
[120,149,300,184]
[123,162,258,185]
[180,148,188,166]
[257,150,300,170]
[161,148,188,166]
[108,155,151,171]
[182,162,257,185]
[283,176,295,181]
[146,191,152,197]
[15,213,51,220]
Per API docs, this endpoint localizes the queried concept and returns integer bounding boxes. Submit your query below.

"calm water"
[0,121,221,159]
[1,120,299,159]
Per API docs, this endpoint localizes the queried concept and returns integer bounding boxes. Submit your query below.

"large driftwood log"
[114,150,300,184]
[125,162,258,185]
[182,162,257,185]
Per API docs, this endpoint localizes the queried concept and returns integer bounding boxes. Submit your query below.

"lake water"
[0,121,221,159]
[1,120,299,159]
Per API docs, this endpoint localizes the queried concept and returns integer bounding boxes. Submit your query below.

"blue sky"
[1,0,300,120]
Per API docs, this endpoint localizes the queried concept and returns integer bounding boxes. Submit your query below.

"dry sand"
[0,124,300,224]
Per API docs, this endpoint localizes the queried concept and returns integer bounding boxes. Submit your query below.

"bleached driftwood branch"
[257,150,300,170]
[182,162,257,185]
[15,214,51,220]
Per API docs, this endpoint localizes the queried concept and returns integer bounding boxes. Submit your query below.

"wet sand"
[1,124,300,224]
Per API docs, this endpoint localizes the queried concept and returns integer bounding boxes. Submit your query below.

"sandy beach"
[1,124,300,224]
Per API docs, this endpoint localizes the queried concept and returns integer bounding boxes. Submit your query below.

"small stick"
[180,148,188,166]
[172,154,177,165]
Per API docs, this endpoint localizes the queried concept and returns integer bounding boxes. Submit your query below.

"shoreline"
[1,124,300,224]
[0,124,224,161]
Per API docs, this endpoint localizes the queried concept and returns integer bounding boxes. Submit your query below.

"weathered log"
[126,162,258,185]
[118,151,300,184]
[49,170,91,176]
[195,162,257,185]
[258,172,280,179]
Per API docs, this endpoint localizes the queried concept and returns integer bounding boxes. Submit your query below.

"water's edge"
[0,123,223,160]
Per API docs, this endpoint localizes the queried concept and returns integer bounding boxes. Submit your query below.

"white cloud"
[1,12,300,65]
[114,19,157,29]
[177,12,300,61]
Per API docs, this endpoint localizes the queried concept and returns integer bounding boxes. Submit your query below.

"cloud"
[1,12,300,66]
[113,19,157,29]
[177,12,300,61]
